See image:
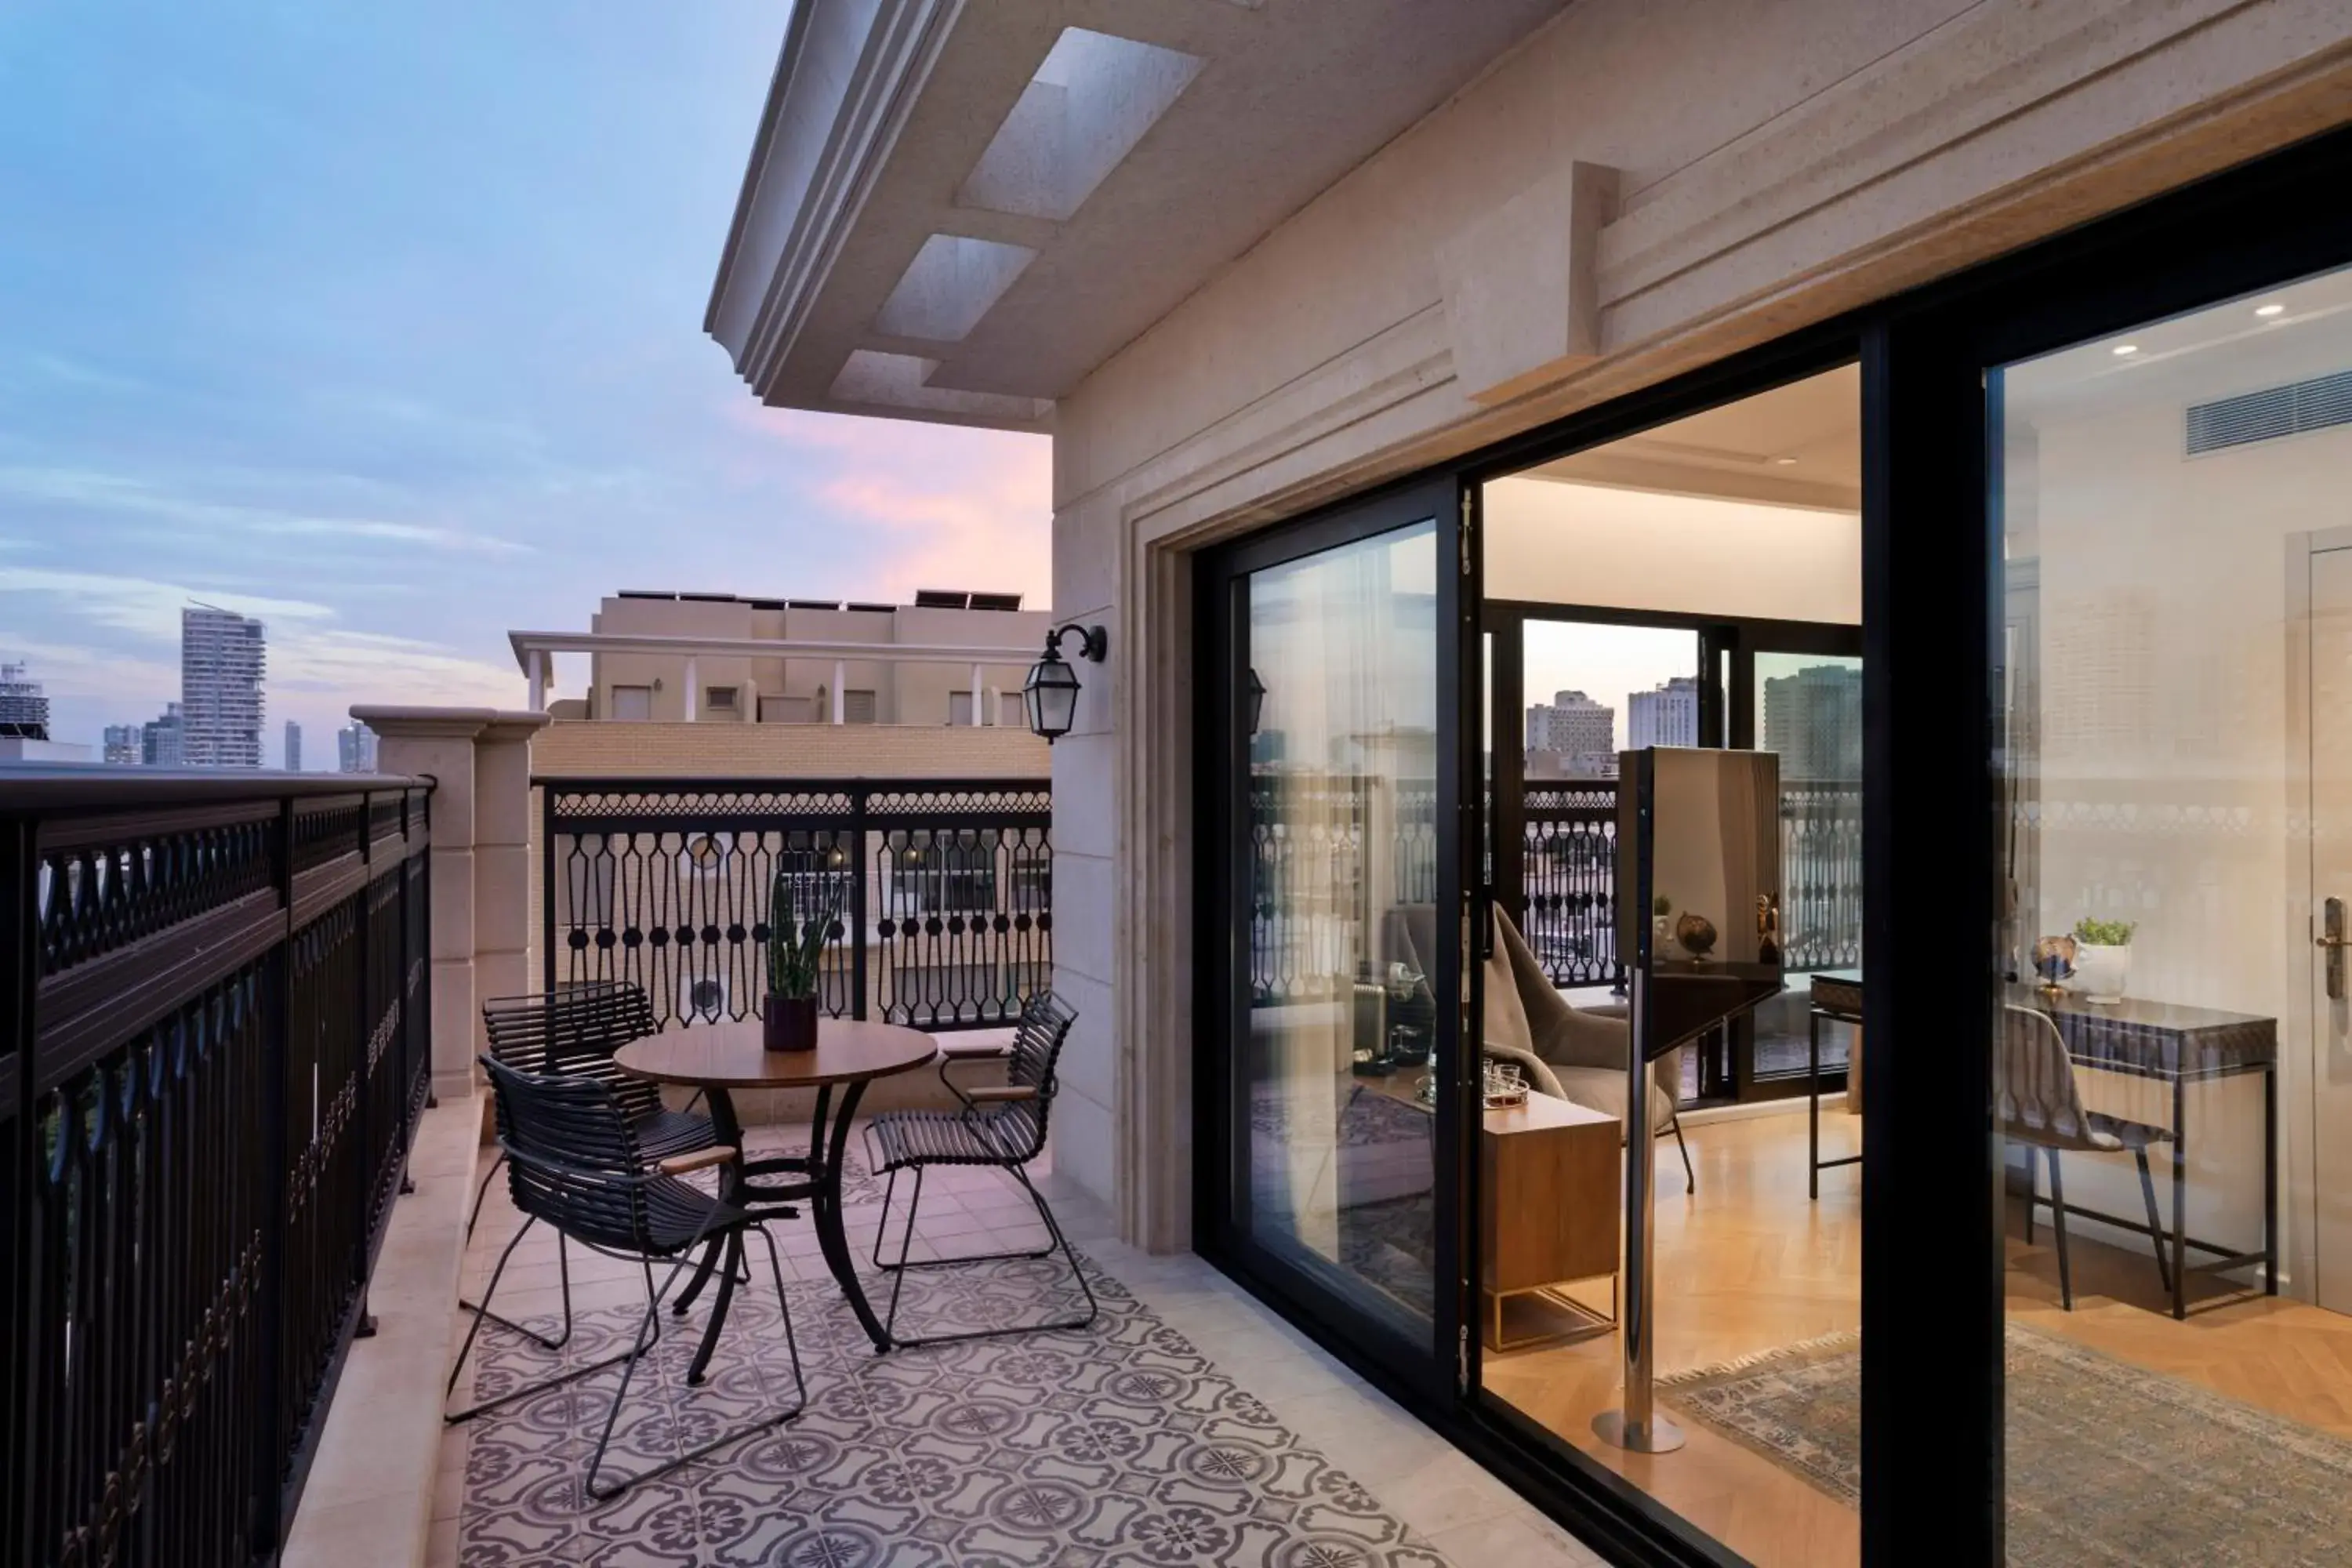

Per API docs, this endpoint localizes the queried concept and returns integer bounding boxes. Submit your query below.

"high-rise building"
[142,702,185,767]
[284,720,303,772]
[181,605,266,768]
[1525,690,1617,776]
[102,724,140,764]
[338,722,379,775]
[0,662,51,739]
[1628,675,1701,750]
[1762,662,1864,782]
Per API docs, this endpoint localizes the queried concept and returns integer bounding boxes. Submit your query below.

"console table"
[1802,969,2278,1319]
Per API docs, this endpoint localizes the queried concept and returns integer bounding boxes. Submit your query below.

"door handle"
[2323,897,2347,1001]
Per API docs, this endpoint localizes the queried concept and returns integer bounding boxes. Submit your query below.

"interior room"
[1235,274,2352,1561]
[1987,260,2352,1559]
[1421,260,2352,1566]
[1469,368,1869,1568]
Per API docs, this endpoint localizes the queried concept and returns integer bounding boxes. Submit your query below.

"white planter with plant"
[2070,917,2135,1004]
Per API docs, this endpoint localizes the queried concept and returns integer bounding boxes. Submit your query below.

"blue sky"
[0,2,1050,761]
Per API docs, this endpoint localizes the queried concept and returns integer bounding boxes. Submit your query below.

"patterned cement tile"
[457,1247,1450,1568]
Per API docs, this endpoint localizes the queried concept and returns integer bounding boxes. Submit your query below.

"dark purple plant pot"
[764,993,819,1053]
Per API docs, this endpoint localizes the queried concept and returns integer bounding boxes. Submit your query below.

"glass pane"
[1751,652,1864,1080]
[1519,619,1700,1096]
[1246,517,1439,1331]
[1993,261,2352,1560]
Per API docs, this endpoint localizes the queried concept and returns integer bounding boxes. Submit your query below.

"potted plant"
[764,869,837,1052]
[2070,916,2136,1004]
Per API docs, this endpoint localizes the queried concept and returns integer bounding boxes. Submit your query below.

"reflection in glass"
[1245,520,1438,1330]
[1992,260,2352,1560]
[1519,621,1699,1093]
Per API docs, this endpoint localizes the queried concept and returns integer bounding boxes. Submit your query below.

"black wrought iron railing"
[540,777,1051,1033]
[1244,775,1862,999]
[1246,775,1438,1005]
[1521,785,1620,987]
[2,769,434,1568]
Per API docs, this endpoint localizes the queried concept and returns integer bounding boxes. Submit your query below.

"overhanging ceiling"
[707,0,1571,432]
[1523,365,1862,511]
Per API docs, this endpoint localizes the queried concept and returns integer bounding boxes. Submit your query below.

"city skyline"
[0,2,1051,758]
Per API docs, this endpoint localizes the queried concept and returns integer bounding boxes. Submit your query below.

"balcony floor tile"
[447,1121,1601,1568]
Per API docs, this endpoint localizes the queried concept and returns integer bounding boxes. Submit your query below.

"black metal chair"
[862,993,1099,1348]
[463,982,717,1348]
[2002,1004,2174,1309]
[446,1057,805,1500]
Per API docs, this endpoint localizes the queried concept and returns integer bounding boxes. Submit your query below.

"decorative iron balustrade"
[1780,781,1864,972]
[1243,775,1862,999]
[1523,786,1621,988]
[540,778,1052,1033]
[2,771,434,1568]
[1245,775,1438,1005]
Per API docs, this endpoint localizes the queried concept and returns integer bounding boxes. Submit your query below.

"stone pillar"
[352,706,496,1103]
[684,655,699,722]
[473,712,550,1067]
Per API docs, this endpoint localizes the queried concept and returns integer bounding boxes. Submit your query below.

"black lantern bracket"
[1044,622,1108,664]
[1022,621,1109,742]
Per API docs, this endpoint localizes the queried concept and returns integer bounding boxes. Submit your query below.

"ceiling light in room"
[2256,303,2287,318]
[1771,456,1798,466]
[2113,344,2140,357]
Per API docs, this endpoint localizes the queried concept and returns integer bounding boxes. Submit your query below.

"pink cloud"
[726,404,1052,608]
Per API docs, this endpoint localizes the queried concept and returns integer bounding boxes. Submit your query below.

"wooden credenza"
[1480,1091,1621,1351]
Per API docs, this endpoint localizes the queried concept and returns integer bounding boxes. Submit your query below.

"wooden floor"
[1482,1107,2352,1568]
[1483,1110,1864,1568]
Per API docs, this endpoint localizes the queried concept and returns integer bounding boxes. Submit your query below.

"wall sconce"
[1022,622,1108,742]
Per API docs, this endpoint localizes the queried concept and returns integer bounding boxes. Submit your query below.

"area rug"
[456,1250,1451,1566]
[1659,1324,2352,1565]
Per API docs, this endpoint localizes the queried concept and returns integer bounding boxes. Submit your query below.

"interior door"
[2308,544,2352,1311]
[1202,474,1472,1401]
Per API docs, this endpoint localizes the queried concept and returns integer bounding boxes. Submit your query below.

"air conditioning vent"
[2187,369,2352,455]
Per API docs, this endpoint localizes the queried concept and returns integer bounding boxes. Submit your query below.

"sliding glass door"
[1199,475,1472,1395]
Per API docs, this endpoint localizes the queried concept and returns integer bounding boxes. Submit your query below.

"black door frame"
[1192,470,1474,1410]
[1192,122,2352,1568]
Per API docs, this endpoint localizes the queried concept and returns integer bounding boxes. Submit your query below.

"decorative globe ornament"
[1674,912,1718,958]
[2031,934,2078,996]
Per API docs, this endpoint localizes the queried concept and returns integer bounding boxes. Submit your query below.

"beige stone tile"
[423,1511,460,1568]
[281,1488,429,1568]
[1375,1450,1526,1539]
[1427,1509,1608,1567]
[1277,1382,1454,1486]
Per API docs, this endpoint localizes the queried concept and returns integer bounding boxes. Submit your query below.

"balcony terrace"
[2,715,1603,1568]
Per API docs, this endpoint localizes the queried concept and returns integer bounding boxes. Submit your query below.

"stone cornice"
[350,706,498,741]
[719,0,960,405]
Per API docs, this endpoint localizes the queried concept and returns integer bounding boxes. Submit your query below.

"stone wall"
[1046,0,2352,1248]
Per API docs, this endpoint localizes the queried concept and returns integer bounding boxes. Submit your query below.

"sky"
[0,2,1051,763]
[1520,620,1697,750]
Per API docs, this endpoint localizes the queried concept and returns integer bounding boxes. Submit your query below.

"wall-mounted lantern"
[1022,622,1108,742]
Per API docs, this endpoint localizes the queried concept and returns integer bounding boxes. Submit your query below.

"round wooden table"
[615,1017,936,1363]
